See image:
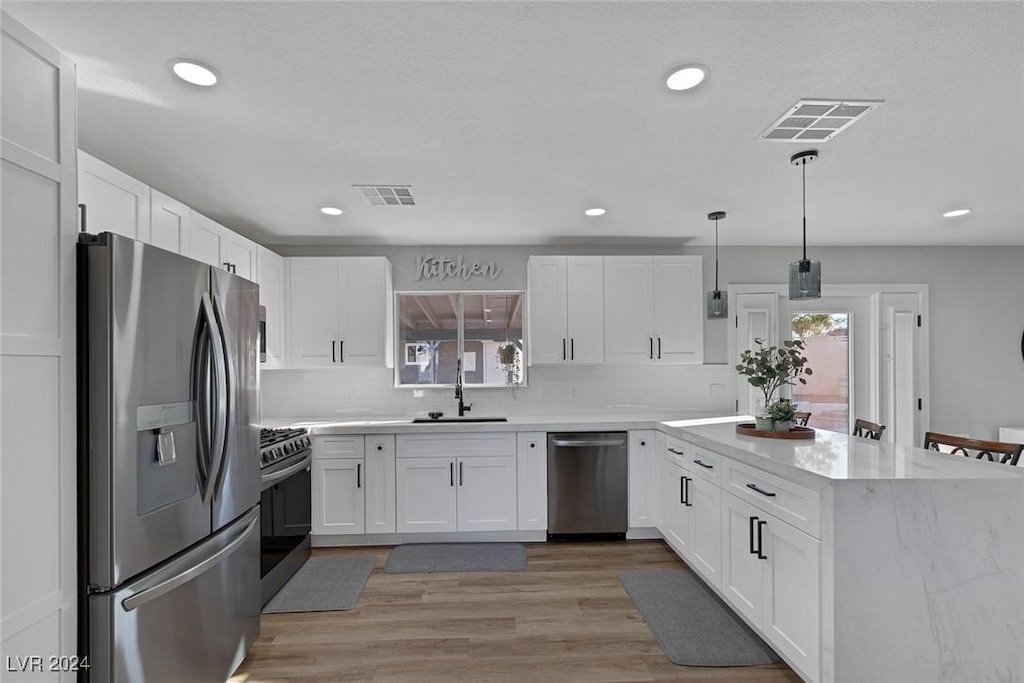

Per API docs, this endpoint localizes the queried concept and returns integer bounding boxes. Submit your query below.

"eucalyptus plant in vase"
[735,338,812,431]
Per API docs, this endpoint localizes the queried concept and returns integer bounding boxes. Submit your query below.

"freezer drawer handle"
[121,510,259,612]
[551,439,625,447]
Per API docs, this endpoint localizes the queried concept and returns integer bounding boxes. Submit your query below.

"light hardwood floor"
[231,540,802,682]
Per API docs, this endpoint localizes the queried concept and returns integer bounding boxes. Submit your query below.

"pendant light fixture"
[706,211,728,319]
[789,150,821,300]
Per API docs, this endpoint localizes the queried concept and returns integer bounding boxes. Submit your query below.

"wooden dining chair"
[852,418,886,440]
[923,431,1023,466]
[793,411,811,427]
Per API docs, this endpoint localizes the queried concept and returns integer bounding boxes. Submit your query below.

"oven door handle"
[261,451,311,488]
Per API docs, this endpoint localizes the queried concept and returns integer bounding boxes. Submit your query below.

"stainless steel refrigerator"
[78,232,261,682]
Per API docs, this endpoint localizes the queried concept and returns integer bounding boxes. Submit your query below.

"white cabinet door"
[456,455,518,532]
[688,475,722,589]
[257,246,286,365]
[149,189,190,255]
[652,256,703,363]
[628,431,658,528]
[763,514,820,679]
[189,210,224,268]
[396,457,457,533]
[223,232,258,281]
[721,493,766,626]
[526,256,568,364]
[339,258,387,365]
[565,256,604,363]
[312,458,365,535]
[364,435,396,534]
[78,150,151,242]
[604,256,655,364]
[662,457,690,556]
[516,432,548,531]
[289,257,341,367]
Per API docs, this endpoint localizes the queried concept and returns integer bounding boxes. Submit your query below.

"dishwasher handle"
[551,438,626,448]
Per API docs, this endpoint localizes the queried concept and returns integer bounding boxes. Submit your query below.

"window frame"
[393,289,527,389]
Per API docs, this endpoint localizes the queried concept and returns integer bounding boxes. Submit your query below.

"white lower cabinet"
[364,435,396,533]
[721,491,820,681]
[396,457,458,533]
[628,430,659,528]
[396,455,518,533]
[312,435,395,536]
[661,456,690,555]
[516,432,547,531]
[688,475,722,589]
[456,456,518,531]
[313,458,364,534]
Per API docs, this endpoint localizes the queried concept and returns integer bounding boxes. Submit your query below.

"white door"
[78,150,151,242]
[628,431,658,528]
[364,436,396,533]
[688,475,722,589]
[396,457,457,533]
[312,458,365,535]
[735,292,779,415]
[721,493,764,625]
[339,258,386,365]
[652,256,703,363]
[223,233,258,281]
[604,256,655,364]
[189,210,224,268]
[149,189,190,255]
[661,458,690,556]
[526,256,568,364]
[516,433,548,531]
[565,256,604,363]
[289,258,340,366]
[762,517,820,681]
[256,246,285,365]
[456,456,518,531]
[881,292,925,447]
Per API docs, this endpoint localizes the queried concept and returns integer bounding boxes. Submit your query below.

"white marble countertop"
[264,412,1024,486]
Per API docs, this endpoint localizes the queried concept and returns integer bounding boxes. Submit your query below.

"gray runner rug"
[263,555,375,613]
[384,542,527,573]
[620,568,780,666]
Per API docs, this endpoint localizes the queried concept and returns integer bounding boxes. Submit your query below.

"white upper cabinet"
[287,257,393,367]
[604,255,703,364]
[78,150,151,242]
[527,255,604,365]
[189,210,258,280]
[257,245,285,366]
[149,189,191,255]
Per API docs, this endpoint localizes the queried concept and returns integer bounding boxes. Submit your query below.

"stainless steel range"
[259,427,312,605]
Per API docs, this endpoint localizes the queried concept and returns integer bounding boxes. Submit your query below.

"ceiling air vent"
[760,99,883,142]
[354,185,416,206]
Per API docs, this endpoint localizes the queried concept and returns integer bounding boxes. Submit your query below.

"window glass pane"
[462,293,524,386]
[397,294,459,385]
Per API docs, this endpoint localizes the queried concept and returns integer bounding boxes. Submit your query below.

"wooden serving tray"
[735,423,816,440]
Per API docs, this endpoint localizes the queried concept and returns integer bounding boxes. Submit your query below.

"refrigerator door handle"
[199,292,229,505]
[120,508,259,612]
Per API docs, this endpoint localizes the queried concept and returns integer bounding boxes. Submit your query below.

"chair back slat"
[923,431,1023,466]
[793,411,811,427]
[853,418,886,440]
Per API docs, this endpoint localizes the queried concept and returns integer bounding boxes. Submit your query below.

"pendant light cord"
[801,159,807,261]
[714,219,720,290]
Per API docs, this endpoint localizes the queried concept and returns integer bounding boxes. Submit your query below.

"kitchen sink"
[411,417,509,423]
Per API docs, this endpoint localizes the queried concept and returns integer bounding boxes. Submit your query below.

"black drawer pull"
[683,477,692,507]
[693,459,713,469]
[749,516,759,555]
[356,462,361,488]
[746,483,777,498]
[667,447,685,455]
[756,520,768,560]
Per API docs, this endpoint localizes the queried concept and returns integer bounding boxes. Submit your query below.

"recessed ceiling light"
[320,206,343,216]
[942,208,971,218]
[666,65,707,91]
[171,60,218,86]
[584,208,606,217]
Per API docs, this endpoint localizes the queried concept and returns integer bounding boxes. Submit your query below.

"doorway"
[790,312,850,432]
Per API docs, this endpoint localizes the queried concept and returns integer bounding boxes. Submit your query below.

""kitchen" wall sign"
[415,254,502,281]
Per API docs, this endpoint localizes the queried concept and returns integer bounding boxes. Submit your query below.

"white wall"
[270,243,1024,439]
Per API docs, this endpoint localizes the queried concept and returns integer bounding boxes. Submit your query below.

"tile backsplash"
[260,364,734,420]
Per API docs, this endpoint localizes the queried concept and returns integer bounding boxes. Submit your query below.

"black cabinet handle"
[757,520,768,560]
[649,337,654,359]
[562,338,566,360]
[684,477,692,507]
[667,447,685,455]
[680,476,686,505]
[746,483,777,498]
[749,516,759,555]
[693,459,713,469]
[459,461,463,486]
[570,338,574,360]
[332,341,336,363]
[79,203,87,233]
[356,462,361,488]
[376,444,383,452]
[640,440,646,447]
[339,340,344,362]
[530,442,536,448]
[657,337,662,359]
[450,462,454,487]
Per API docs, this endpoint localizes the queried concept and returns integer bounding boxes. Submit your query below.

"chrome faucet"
[455,358,472,416]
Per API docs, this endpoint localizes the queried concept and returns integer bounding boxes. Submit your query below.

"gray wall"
[275,243,1024,440]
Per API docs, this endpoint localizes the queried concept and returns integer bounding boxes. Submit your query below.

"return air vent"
[760,99,883,142]
[354,185,416,206]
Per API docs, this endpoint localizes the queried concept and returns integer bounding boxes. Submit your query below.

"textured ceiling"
[6,1,1024,247]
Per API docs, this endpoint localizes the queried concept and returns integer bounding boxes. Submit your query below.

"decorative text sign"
[415,253,502,282]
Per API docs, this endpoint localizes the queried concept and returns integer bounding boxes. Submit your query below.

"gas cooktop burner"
[259,427,311,468]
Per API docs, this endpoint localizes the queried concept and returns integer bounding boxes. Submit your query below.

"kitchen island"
[274,412,1023,683]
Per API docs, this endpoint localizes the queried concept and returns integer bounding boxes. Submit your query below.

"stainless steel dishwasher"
[547,432,628,537]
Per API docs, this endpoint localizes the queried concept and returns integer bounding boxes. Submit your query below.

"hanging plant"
[496,342,521,386]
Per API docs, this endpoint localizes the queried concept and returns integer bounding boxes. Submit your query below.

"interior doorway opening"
[791,312,850,433]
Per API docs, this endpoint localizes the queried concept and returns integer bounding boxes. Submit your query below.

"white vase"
[773,420,793,432]
[754,415,773,431]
